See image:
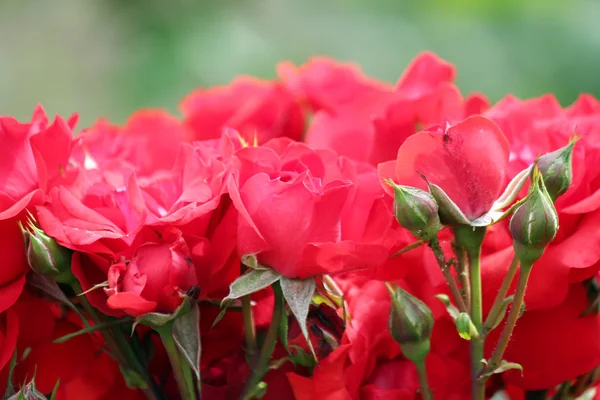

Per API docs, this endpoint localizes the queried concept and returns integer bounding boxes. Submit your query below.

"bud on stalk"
[387,283,434,362]
[537,137,578,201]
[509,169,559,265]
[388,180,441,242]
[20,218,74,284]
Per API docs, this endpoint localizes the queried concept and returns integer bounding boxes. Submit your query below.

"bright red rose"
[106,227,198,316]
[71,110,189,177]
[180,77,305,144]
[0,106,75,311]
[228,139,387,278]
[279,53,487,165]
[378,115,510,222]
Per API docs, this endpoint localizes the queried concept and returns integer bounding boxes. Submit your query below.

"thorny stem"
[429,238,468,314]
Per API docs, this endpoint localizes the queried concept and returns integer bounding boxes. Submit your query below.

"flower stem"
[240,282,284,400]
[454,226,486,400]
[157,323,197,400]
[71,282,163,400]
[482,255,519,336]
[242,294,257,359]
[486,262,532,372]
[429,238,468,313]
[415,359,433,400]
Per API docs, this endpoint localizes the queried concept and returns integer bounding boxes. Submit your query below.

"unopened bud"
[20,219,74,284]
[8,380,48,400]
[538,137,578,201]
[509,169,558,265]
[388,181,441,241]
[387,284,434,362]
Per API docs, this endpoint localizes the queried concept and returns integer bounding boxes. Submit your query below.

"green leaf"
[482,360,524,378]
[288,345,317,368]
[3,351,17,399]
[132,296,193,332]
[455,312,479,340]
[119,365,148,390]
[173,302,201,392]
[280,277,317,361]
[49,380,60,400]
[435,294,460,320]
[25,272,85,323]
[53,318,133,343]
[486,296,514,334]
[221,269,281,306]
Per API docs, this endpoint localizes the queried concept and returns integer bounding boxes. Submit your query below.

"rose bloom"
[0,106,75,311]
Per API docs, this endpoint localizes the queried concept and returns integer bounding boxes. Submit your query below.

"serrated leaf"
[435,294,460,320]
[222,269,281,305]
[173,302,201,388]
[132,296,193,332]
[280,277,317,361]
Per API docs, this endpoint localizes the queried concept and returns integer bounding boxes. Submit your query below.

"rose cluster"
[1,52,600,400]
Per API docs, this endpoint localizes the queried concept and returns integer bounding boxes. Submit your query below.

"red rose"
[481,94,600,310]
[378,115,510,222]
[71,110,189,178]
[11,294,139,399]
[106,227,198,316]
[0,106,75,311]
[279,53,486,165]
[180,77,304,144]
[229,139,387,278]
[485,283,600,390]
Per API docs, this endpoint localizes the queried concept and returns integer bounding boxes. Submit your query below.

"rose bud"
[509,169,559,265]
[9,379,49,400]
[20,219,74,284]
[388,180,441,241]
[537,137,578,201]
[387,283,434,363]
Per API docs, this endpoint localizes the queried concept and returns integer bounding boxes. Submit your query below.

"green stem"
[240,282,284,400]
[486,263,532,372]
[483,255,519,336]
[242,294,257,359]
[429,238,468,313]
[454,243,471,312]
[157,323,197,400]
[415,359,433,400]
[71,282,163,400]
[454,226,486,400]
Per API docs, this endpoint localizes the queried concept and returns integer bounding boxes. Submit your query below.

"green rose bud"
[537,137,578,201]
[20,218,74,284]
[388,180,441,241]
[509,168,559,265]
[387,284,434,362]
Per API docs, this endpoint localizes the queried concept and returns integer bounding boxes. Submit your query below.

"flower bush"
[1,52,600,399]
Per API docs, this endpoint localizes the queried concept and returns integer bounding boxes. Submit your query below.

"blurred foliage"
[1,0,600,127]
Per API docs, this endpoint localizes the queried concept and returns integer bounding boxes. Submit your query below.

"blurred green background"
[2,0,600,127]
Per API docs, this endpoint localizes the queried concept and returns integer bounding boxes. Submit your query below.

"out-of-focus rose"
[0,309,18,394]
[106,227,198,316]
[180,77,305,144]
[279,52,488,165]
